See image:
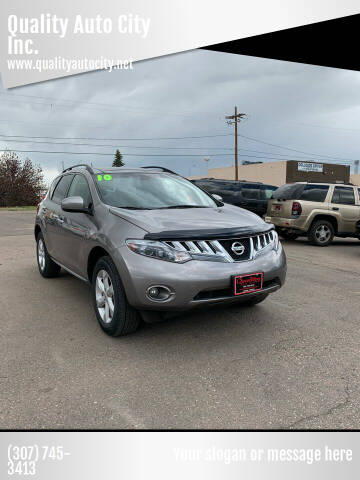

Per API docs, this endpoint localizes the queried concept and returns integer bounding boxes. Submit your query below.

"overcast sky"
[1,49,360,185]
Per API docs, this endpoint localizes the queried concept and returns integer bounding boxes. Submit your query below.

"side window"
[241,185,261,200]
[332,186,355,205]
[299,185,329,202]
[215,183,233,192]
[199,182,226,194]
[200,183,217,193]
[67,174,92,207]
[49,176,61,199]
[221,182,238,192]
[51,175,74,204]
[262,186,278,199]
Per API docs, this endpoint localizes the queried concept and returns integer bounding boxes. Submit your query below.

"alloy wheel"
[37,239,46,271]
[315,224,331,243]
[95,269,115,324]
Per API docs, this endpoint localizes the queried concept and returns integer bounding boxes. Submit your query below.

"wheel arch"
[309,214,338,234]
[34,224,42,239]
[87,246,112,283]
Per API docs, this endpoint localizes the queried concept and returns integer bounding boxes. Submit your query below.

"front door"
[58,174,96,276]
[329,186,360,233]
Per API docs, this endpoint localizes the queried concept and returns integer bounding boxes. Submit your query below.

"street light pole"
[204,157,210,176]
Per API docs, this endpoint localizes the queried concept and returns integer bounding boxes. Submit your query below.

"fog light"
[148,287,159,298]
[146,285,174,302]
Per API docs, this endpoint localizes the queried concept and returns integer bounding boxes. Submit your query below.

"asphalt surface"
[1,210,360,430]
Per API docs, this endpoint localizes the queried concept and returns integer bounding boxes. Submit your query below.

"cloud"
[1,49,360,180]
[42,165,60,186]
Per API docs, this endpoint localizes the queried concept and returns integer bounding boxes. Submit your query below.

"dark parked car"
[191,178,278,217]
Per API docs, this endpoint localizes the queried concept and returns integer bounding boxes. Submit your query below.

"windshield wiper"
[116,205,209,210]
[157,205,208,209]
[117,206,153,210]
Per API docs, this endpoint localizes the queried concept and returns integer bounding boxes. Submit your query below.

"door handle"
[332,207,339,211]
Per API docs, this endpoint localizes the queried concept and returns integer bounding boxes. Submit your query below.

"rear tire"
[36,232,61,278]
[278,230,299,241]
[308,220,334,246]
[242,293,269,306]
[91,256,140,336]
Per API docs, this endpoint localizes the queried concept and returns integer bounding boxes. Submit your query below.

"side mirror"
[61,196,89,213]
[212,194,223,202]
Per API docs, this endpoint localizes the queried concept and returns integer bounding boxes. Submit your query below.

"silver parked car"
[35,165,286,336]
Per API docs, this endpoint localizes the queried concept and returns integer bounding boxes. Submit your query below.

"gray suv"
[35,165,286,336]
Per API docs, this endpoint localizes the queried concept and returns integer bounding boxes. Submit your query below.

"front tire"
[36,232,61,278]
[91,256,140,336]
[308,220,334,246]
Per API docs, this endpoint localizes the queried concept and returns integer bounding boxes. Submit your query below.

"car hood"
[109,203,270,238]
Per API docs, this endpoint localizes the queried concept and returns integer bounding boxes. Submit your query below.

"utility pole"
[225,107,246,180]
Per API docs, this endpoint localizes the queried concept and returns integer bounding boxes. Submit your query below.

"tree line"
[0,151,45,207]
[0,149,125,207]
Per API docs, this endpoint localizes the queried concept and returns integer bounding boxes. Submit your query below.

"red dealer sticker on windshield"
[233,272,263,296]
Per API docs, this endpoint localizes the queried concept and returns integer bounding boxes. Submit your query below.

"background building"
[190,160,358,186]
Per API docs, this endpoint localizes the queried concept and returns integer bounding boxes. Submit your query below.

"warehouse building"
[190,160,358,186]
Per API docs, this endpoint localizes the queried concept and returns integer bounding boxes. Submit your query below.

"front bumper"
[114,243,287,311]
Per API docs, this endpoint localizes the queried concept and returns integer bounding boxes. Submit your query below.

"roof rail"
[62,164,94,174]
[307,180,354,185]
[141,166,179,175]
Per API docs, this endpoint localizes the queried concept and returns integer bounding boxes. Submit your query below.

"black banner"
[203,14,360,71]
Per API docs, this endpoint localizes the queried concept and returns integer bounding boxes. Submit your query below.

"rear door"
[329,186,360,233]
[43,174,74,261]
[297,184,330,222]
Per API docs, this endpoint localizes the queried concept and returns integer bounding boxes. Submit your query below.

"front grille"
[164,230,275,263]
[220,237,252,261]
[193,278,281,301]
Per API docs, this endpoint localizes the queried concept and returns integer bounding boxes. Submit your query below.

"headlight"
[272,230,280,251]
[126,239,192,263]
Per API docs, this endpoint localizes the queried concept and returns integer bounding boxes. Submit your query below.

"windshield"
[95,172,218,209]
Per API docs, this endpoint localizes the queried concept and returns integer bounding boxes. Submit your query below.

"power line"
[2,138,356,164]
[0,117,113,130]
[238,133,357,163]
[3,92,360,133]
[0,149,251,157]
[0,137,234,151]
[0,132,356,164]
[2,136,349,159]
[1,133,355,163]
[0,134,355,163]
[1,148,351,163]
[0,133,233,141]
[0,92,218,118]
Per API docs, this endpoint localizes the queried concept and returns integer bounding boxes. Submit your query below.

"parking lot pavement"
[1,210,360,429]
[0,209,35,236]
